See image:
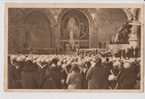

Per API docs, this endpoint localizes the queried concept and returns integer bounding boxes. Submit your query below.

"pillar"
[128,8,141,49]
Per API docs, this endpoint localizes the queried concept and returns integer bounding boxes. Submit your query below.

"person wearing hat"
[66,63,83,89]
[117,61,138,89]
[86,58,109,89]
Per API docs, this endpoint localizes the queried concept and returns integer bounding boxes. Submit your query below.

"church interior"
[8,8,142,55]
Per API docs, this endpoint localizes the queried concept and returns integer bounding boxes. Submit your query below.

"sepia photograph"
[4,3,144,91]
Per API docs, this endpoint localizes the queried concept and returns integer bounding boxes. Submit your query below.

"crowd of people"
[8,52,141,89]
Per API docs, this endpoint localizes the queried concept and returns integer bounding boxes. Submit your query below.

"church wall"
[8,9,57,54]
[8,8,129,54]
[8,8,26,54]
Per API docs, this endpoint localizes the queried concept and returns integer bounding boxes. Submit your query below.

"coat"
[118,64,138,89]
[21,63,40,89]
[40,66,62,89]
[86,65,109,89]
[80,69,88,89]
[66,71,83,89]
[8,65,22,89]
[103,62,113,76]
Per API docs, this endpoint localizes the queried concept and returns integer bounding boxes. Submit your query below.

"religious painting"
[60,9,89,40]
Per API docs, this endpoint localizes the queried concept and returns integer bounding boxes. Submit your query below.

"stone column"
[24,24,32,52]
[90,12,96,48]
[128,24,139,48]
[54,15,59,53]
[128,8,141,48]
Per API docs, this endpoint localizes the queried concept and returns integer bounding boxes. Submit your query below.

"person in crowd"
[21,59,40,89]
[135,47,139,58]
[102,57,113,77]
[108,60,121,89]
[40,63,57,89]
[126,48,131,59]
[122,49,126,59]
[80,61,90,89]
[38,58,51,89]
[66,63,83,89]
[8,52,141,90]
[133,59,140,89]
[41,59,62,89]
[86,58,109,89]
[57,60,68,89]
[8,56,22,89]
[117,61,138,89]
[130,46,134,58]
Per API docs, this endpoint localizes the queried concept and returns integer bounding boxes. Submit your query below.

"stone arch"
[122,8,141,21]
[23,10,56,51]
[58,8,93,34]
[58,8,93,49]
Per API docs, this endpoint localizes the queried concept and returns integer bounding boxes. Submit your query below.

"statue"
[112,22,131,44]
[67,17,79,50]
